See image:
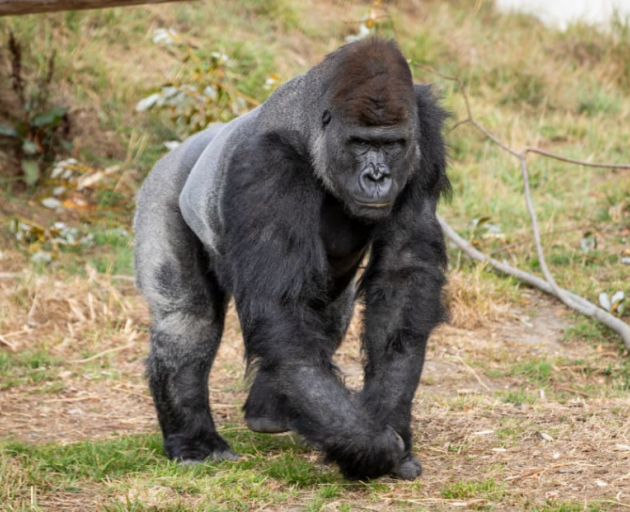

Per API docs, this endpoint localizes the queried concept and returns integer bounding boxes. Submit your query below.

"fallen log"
[0,0,193,16]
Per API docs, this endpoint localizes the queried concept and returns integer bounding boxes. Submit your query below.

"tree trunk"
[0,0,194,16]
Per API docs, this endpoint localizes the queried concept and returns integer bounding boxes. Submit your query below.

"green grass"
[564,316,617,344]
[495,419,526,443]
[441,477,504,501]
[3,435,164,482]
[509,359,554,386]
[483,358,554,389]
[1,1,630,511]
[499,389,538,405]
[87,227,134,276]
[603,360,630,392]
[485,353,630,398]
[0,350,63,390]
[0,430,345,511]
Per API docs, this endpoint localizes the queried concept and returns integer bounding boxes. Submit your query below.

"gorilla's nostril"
[359,168,392,196]
[377,163,389,175]
[365,169,389,183]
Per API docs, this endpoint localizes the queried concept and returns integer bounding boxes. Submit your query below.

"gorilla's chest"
[319,195,373,283]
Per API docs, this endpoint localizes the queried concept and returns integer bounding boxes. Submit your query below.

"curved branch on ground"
[415,63,630,349]
[438,215,630,348]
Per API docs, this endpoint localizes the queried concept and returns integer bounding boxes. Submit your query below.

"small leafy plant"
[136,28,260,139]
[9,217,94,264]
[599,290,626,316]
[0,31,72,186]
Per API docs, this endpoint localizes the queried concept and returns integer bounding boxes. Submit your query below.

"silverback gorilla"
[134,38,450,480]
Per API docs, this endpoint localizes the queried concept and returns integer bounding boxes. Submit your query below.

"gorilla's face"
[318,114,419,221]
[313,39,421,221]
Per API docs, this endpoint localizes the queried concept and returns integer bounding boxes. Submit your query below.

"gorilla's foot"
[164,431,240,463]
[246,416,290,434]
[392,453,422,480]
[244,377,292,434]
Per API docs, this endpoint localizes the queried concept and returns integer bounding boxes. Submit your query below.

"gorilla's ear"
[414,84,451,200]
[322,110,332,127]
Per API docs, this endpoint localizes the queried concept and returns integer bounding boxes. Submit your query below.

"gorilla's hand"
[392,453,423,480]
[325,425,405,480]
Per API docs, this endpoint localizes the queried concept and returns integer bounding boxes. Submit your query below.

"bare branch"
[449,117,472,132]
[438,215,630,347]
[473,119,520,158]
[523,147,630,170]
[516,154,630,346]
[416,63,630,170]
[414,63,630,349]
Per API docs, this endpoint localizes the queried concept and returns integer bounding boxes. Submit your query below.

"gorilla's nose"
[360,165,392,200]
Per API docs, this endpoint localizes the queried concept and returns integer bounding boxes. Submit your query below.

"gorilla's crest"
[329,38,415,127]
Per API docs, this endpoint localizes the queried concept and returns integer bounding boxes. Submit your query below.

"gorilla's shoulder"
[227,128,312,185]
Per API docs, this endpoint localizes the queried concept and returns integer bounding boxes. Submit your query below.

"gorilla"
[134,38,449,480]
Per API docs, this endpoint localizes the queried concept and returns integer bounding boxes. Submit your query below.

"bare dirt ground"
[1,266,629,510]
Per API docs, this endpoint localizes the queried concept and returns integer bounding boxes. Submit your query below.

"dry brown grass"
[1,1,630,509]
[444,268,513,330]
[3,244,629,510]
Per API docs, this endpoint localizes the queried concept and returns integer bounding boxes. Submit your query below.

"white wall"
[495,0,630,30]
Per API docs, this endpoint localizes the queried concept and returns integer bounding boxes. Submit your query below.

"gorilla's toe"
[179,449,240,465]
[392,454,422,480]
[165,432,240,463]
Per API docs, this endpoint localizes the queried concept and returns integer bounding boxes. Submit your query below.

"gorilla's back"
[145,71,309,258]
[178,106,262,254]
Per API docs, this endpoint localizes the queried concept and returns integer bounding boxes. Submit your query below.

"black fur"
[134,38,450,480]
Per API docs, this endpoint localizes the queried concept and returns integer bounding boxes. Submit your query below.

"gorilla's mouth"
[354,200,392,209]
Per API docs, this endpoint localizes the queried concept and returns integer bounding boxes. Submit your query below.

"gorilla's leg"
[358,339,428,479]
[240,290,405,479]
[145,263,235,462]
[353,204,448,480]
[244,283,355,435]
[135,171,236,462]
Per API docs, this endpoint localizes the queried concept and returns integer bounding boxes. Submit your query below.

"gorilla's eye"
[382,140,405,154]
[351,138,371,149]
[322,110,332,127]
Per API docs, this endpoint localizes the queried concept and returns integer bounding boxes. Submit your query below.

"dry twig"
[454,355,491,391]
[0,272,25,279]
[0,333,16,351]
[69,342,135,363]
[505,463,573,482]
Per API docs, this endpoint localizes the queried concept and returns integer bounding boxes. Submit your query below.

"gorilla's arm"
[358,192,447,447]
[358,84,449,467]
[223,131,404,479]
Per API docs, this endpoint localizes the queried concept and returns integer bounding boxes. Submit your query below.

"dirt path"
[1,273,629,510]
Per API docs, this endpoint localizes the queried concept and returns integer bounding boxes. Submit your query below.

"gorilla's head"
[314,38,420,221]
